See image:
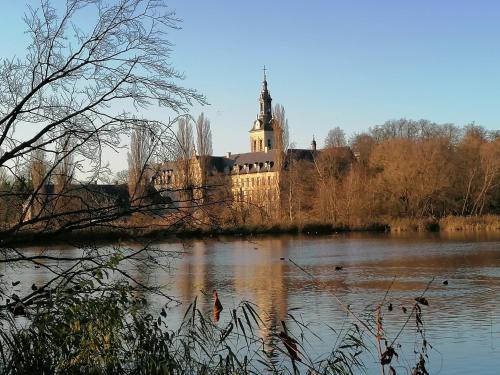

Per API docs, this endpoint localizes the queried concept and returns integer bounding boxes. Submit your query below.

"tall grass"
[439,215,500,232]
[0,289,366,374]
[388,217,438,232]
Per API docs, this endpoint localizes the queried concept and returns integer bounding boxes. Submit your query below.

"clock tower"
[250,66,274,152]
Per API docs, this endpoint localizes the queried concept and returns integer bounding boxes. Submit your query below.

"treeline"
[280,119,500,228]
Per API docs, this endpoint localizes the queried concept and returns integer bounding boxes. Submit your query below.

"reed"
[388,217,438,232]
[439,215,500,232]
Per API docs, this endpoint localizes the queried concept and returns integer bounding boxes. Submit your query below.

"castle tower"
[250,66,275,152]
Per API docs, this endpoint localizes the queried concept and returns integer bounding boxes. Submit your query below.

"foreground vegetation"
[0,244,434,375]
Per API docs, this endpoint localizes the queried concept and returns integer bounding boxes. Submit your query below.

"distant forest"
[278,119,500,228]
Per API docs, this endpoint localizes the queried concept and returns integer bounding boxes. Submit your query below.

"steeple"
[258,65,272,130]
[311,135,317,151]
[249,66,275,152]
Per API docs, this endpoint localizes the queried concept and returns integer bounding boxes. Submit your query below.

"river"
[7,232,500,374]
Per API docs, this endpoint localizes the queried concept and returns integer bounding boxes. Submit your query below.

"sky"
[1,0,500,171]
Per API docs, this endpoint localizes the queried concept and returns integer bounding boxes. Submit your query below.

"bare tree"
[176,117,195,160]
[172,116,197,209]
[0,3,218,364]
[195,113,213,158]
[325,126,346,148]
[54,136,74,191]
[350,133,375,167]
[128,125,153,205]
[195,113,212,186]
[272,104,289,170]
[0,0,204,236]
[115,169,129,184]
[271,104,289,218]
[30,139,48,191]
[176,116,195,186]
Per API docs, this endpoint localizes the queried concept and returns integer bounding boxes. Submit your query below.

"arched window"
[253,140,256,152]
[259,139,263,151]
[267,139,271,148]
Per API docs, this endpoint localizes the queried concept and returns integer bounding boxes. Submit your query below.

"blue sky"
[1,0,500,165]
[166,0,500,151]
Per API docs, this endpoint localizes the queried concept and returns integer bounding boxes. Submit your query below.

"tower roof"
[250,66,273,132]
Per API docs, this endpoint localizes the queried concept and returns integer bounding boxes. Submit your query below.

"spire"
[311,135,317,151]
[261,65,269,93]
[258,65,272,129]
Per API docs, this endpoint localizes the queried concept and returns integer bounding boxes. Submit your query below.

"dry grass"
[388,217,438,232]
[439,215,500,232]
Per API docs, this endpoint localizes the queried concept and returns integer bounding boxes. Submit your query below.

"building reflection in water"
[232,238,289,347]
[175,241,217,315]
[172,238,292,356]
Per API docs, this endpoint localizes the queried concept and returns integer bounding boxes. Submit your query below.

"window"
[267,139,271,148]
[259,139,263,151]
[267,176,271,185]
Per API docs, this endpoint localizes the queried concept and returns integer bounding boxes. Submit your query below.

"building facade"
[153,72,313,213]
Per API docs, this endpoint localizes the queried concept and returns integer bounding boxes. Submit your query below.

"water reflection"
[7,232,500,374]
[156,232,500,374]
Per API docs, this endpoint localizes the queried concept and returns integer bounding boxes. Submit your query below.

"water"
[6,232,500,374]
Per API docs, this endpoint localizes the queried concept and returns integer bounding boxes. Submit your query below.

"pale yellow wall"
[250,130,275,152]
[230,170,280,205]
[154,158,281,210]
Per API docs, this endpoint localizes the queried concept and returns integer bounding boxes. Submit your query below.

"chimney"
[226,151,231,158]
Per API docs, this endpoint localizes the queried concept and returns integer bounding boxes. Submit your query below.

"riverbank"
[3,215,499,247]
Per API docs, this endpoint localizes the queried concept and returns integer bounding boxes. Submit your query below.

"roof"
[154,147,354,177]
[228,149,277,164]
[204,156,231,174]
[156,156,232,176]
[227,150,278,174]
[286,148,318,163]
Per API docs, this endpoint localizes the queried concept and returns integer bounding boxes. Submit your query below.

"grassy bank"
[3,215,500,246]
[439,215,500,232]
[388,217,439,232]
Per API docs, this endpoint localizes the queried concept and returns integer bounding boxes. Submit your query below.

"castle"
[153,71,318,213]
